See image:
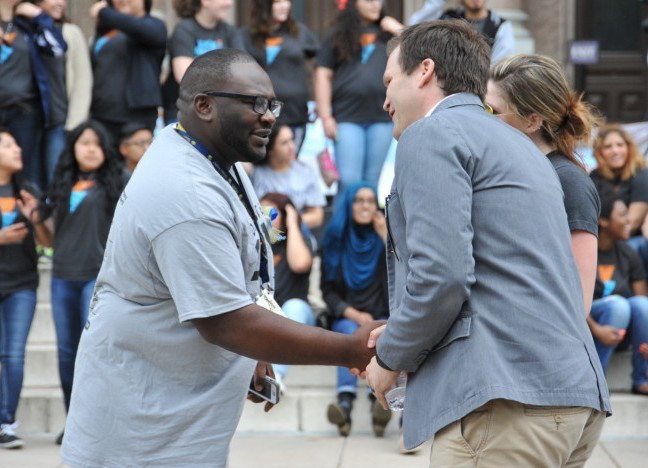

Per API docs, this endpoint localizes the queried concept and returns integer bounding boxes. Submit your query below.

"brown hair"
[490,54,601,169]
[250,0,298,48]
[331,0,390,63]
[173,0,200,18]
[389,19,490,99]
[259,192,300,232]
[594,124,644,181]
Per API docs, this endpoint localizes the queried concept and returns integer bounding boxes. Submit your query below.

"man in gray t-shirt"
[61,50,381,467]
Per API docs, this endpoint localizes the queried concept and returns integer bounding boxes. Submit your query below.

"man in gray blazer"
[364,20,611,465]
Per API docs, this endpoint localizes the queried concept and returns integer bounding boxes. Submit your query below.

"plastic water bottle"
[385,372,407,411]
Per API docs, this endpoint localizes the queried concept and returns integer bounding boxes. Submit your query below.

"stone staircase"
[12,264,648,438]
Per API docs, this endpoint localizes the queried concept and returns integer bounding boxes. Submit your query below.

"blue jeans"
[51,277,96,411]
[42,124,66,187]
[627,236,648,274]
[590,295,648,386]
[335,122,393,196]
[0,289,37,424]
[273,299,315,379]
[332,316,388,395]
[0,100,43,187]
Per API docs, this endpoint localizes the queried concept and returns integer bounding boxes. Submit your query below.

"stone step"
[23,344,59,388]
[606,351,634,393]
[14,386,648,440]
[27,303,56,346]
[16,387,66,434]
[37,261,52,305]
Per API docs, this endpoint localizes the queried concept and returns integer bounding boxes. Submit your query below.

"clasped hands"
[350,323,401,411]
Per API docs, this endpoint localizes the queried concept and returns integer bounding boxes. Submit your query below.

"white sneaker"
[0,422,24,449]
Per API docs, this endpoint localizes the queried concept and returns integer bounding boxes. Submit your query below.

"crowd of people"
[0,0,646,458]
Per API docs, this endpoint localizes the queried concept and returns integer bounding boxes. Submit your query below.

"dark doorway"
[576,0,648,123]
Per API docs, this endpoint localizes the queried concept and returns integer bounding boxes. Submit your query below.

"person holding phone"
[60,50,382,467]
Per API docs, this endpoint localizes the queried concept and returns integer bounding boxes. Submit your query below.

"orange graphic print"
[265,37,284,47]
[360,33,376,47]
[598,264,615,282]
[0,197,16,213]
[73,180,95,192]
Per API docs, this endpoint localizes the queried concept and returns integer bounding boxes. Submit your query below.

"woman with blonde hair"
[487,54,601,314]
[591,125,648,233]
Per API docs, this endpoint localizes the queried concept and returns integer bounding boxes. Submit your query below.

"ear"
[418,58,435,88]
[193,95,215,122]
[118,142,128,156]
[599,218,609,229]
[524,113,544,134]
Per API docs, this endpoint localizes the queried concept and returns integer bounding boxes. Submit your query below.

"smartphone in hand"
[248,375,280,405]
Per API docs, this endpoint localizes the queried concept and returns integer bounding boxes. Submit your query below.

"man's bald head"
[178,49,259,108]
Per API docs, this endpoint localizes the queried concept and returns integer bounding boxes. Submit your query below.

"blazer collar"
[430,92,485,116]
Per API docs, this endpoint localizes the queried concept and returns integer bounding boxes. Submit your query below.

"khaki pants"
[430,399,605,467]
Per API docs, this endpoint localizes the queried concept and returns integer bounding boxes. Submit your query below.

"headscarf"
[322,182,384,290]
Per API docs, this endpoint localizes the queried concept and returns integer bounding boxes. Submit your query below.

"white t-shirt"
[61,125,274,467]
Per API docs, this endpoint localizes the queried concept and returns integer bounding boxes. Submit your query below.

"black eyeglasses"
[202,92,283,118]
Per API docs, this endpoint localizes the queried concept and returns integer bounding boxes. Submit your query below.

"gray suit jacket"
[377,93,611,450]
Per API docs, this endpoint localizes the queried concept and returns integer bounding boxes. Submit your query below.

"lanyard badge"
[174,123,271,286]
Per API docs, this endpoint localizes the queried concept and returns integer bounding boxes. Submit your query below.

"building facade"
[68,0,647,123]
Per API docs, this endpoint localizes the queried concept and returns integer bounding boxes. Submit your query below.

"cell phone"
[248,375,280,405]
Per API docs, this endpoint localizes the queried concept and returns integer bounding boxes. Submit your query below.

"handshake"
[346,321,401,411]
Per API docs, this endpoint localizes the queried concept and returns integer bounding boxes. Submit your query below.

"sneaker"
[0,422,24,449]
[327,396,353,437]
[55,429,64,445]
[371,400,392,437]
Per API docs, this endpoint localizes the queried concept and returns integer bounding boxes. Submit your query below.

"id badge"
[255,288,286,318]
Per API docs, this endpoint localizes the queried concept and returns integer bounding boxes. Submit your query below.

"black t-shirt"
[590,167,648,207]
[240,22,318,126]
[0,21,36,108]
[0,183,38,294]
[321,252,389,320]
[91,30,130,123]
[548,152,600,235]
[52,176,116,281]
[595,241,646,299]
[163,18,243,122]
[316,25,391,123]
[272,230,314,306]
[41,23,67,127]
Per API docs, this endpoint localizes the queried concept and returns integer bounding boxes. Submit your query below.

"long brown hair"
[490,54,601,169]
[594,125,645,181]
[331,0,390,63]
[250,0,298,48]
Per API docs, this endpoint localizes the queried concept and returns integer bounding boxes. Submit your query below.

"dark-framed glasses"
[202,92,283,118]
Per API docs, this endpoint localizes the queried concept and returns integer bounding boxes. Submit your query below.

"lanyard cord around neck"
[174,124,270,285]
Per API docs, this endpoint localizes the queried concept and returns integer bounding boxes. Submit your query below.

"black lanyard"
[174,124,270,285]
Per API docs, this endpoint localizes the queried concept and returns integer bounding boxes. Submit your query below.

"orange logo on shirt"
[360,33,377,46]
[266,37,284,47]
[73,180,95,192]
[0,196,16,213]
[598,264,616,282]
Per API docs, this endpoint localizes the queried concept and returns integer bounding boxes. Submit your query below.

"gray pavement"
[2,433,647,467]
